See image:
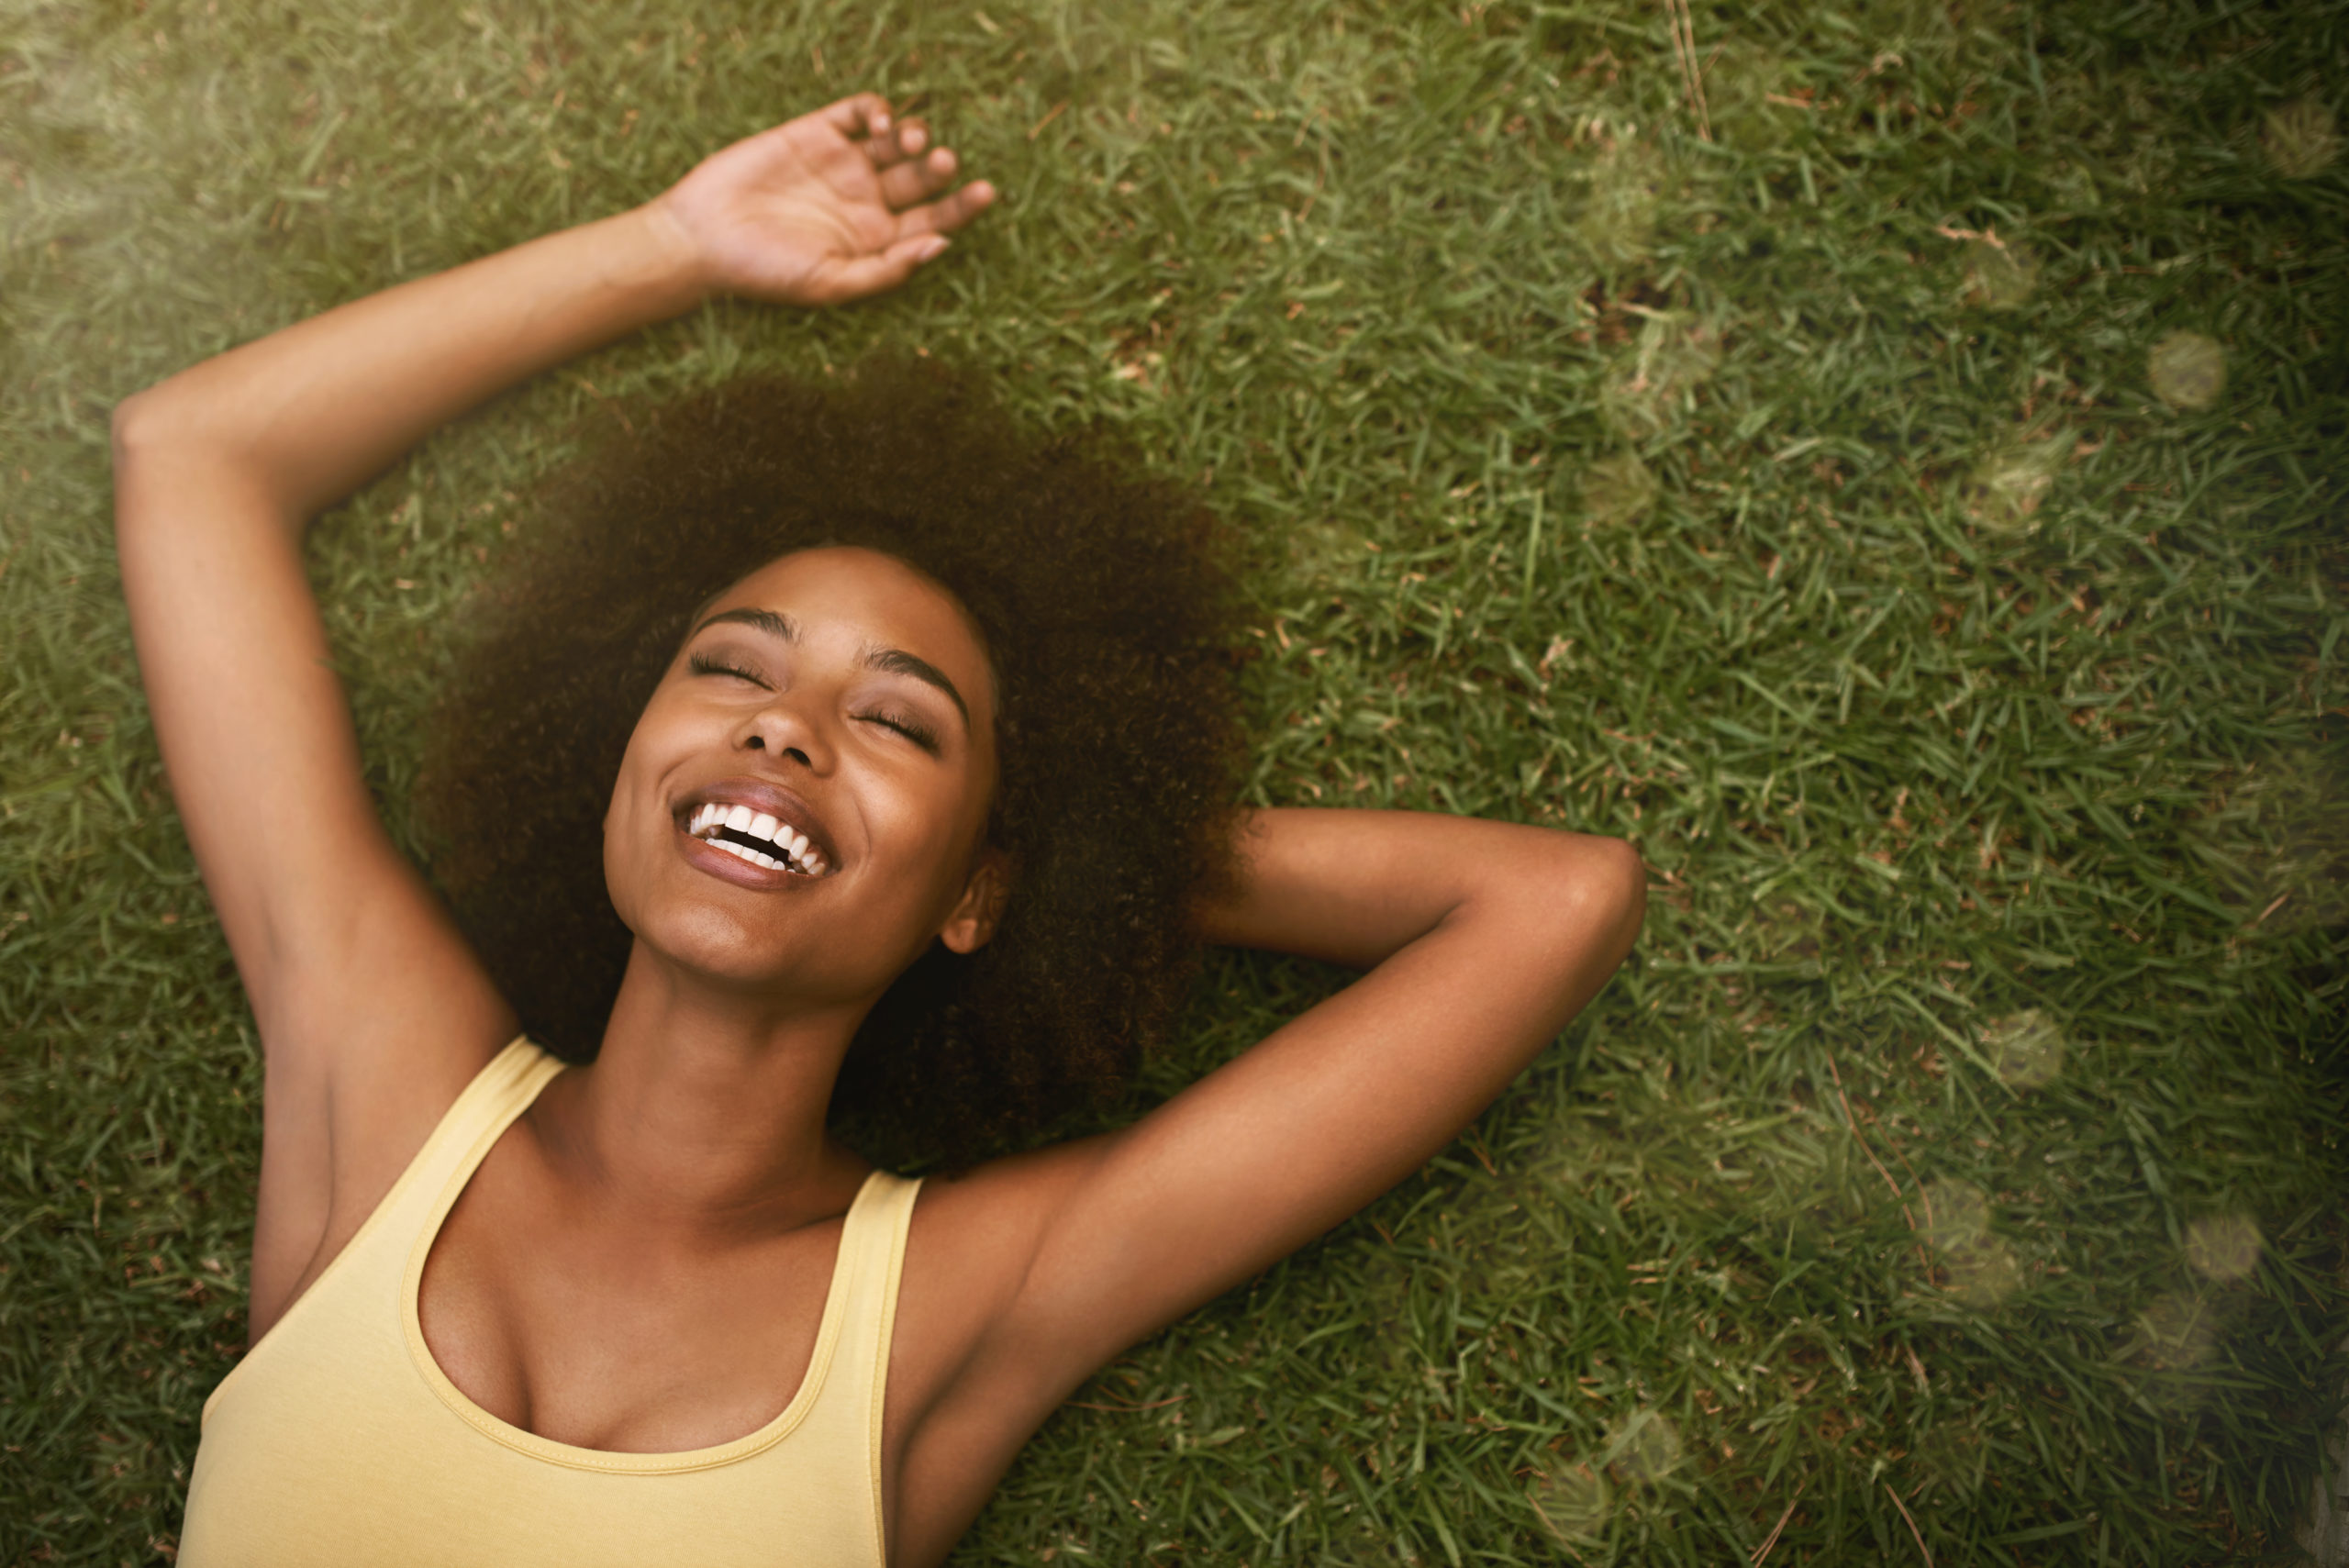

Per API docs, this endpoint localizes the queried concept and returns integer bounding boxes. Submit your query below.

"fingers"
[875,143,959,208]
[862,117,930,170]
[891,179,997,239]
[847,109,988,221]
[815,93,893,141]
[817,232,955,305]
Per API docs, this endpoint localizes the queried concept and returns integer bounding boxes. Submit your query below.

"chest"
[185,1094,930,1568]
[416,1155,848,1454]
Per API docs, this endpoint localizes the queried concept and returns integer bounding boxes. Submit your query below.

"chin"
[629,901,804,989]
[622,895,922,1013]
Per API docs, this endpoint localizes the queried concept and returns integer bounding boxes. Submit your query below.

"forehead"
[700,546,994,698]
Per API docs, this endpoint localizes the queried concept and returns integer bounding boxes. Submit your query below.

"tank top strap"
[198,1037,562,1429]
[376,1036,566,1279]
[806,1169,921,1527]
[410,1038,569,1203]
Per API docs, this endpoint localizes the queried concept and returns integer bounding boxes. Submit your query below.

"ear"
[938,846,1014,955]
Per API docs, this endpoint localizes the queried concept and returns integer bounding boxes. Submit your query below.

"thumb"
[815,233,951,304]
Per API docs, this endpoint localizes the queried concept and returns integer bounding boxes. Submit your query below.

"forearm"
[994,810,1645,1390]
[113,204,705,527]
[1197,807,1647,980]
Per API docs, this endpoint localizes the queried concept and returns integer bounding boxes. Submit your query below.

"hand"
[649,93,996,308]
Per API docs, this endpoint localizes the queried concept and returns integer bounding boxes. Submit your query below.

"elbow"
[110,394,143,479]
[110,386,251,545]
[110,388,164,473]
[110,395,153,548]
[1520,832,1646,971]
[111,382,217,484]
[1590,835,1648,955]
[109,390,176,526]
[1607,835,1647,916]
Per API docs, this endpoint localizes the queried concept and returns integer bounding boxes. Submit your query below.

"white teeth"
[687,800,828,876]
[709,837,787,874]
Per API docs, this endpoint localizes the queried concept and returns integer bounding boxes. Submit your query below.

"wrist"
[630,196,718,314]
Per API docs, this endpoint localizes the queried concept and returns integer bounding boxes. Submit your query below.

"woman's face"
[603,545,1003,1006]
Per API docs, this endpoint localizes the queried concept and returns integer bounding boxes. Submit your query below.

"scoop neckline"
[399,1050,874,1474]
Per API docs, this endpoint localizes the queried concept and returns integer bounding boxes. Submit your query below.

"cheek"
[908,787,998,925]
[598,779,646,929]
[598,712,676,919]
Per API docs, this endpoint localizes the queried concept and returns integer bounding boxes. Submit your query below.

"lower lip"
[678,828,820,891]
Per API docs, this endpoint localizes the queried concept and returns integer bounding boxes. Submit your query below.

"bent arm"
[113,95,992,1331]
[1087,807,1645,1318]
[117,92,986,1007]
[115,206,703,533]
[901,808,1643,1539]
[113,206,707,1325]
[114,206,705,988]
[1195,806,1644,973]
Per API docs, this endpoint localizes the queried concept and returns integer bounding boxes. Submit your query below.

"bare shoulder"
[880,1135,1122,1562]
[246,896,516,1338]
[890,1136,1113,1406]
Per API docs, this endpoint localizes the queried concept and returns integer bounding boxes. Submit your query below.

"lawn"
[4,0,2346,1562]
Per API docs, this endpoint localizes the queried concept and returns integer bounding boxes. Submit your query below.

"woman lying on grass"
[112,93,1645,1566]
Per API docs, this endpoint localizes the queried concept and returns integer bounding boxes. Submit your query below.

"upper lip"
[674,777,841,874]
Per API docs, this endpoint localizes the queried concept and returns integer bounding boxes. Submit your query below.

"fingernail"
[920,236,952,261]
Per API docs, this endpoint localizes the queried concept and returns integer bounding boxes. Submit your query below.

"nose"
[734,693,832,773]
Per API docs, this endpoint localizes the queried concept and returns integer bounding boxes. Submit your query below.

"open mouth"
[685,802,830,877]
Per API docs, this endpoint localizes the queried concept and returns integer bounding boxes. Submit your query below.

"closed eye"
[689,652,768,686]
[862,710,941,753]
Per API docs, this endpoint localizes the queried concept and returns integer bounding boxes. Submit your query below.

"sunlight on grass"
[2148,328,2228,410]
[1962,428,2072,533]
[1920,1178,1989,1251]
[1920,1178,2021,1306]
[1941,1237,2024,1307]
[1527,1460,1611,1547]
[2262,95,2340,178]
[1600,312,1721,440]
[1570,130,1669,273]
[1575,450,1658,528]
[1600,1408,1685,1485]
[1981,1007,2065,1089]
[1961,238,2040,310]
[2132,1290,2222,1371]
[2186,1213,2264,1283]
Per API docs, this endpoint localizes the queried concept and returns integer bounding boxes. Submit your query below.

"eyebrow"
[690,606,971,728]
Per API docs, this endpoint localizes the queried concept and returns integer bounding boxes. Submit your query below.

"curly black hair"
[416,354,1250,1167]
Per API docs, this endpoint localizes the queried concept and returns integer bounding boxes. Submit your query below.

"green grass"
[5,0,2347,1561]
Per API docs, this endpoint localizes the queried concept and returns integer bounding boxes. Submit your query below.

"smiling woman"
[109,91,1644,1568]
[417,360,1250,1168]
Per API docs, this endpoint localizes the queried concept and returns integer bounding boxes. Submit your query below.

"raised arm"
[893,808,1643,1555]
[111,95,993,1331]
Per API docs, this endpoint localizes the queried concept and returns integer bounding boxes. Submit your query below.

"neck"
[530,940,873,1241]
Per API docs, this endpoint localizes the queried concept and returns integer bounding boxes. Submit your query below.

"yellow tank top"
[177,1039,920,1567]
